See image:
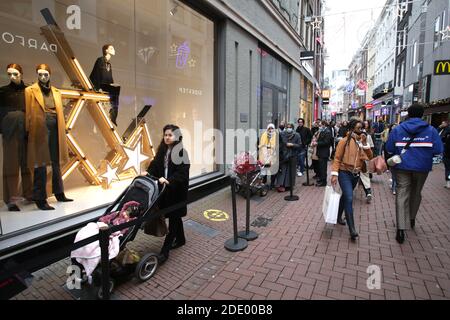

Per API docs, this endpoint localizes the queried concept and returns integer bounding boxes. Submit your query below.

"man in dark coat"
[440,121,450,188]
[296,118,312,176]
[313,121,332,187]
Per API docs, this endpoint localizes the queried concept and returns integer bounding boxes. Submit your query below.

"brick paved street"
[13,164,450,300]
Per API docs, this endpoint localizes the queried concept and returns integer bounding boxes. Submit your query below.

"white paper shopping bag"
[322,186,341,224]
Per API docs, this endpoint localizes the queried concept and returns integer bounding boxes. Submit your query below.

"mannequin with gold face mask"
[0,63,32,211]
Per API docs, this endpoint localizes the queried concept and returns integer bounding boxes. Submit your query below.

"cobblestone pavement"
[12,164,450,300]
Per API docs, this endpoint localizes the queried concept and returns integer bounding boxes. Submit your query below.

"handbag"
[144,213,168,237]
[322,186,341,224]
[387,134,416,167]
[368,156,388,175]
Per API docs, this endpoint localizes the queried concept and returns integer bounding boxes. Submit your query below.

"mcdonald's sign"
[434,60,450,75]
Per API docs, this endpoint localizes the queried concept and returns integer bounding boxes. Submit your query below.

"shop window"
[0,0,216,235]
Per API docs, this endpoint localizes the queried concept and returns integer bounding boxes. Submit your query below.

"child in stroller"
[70,174,165,299]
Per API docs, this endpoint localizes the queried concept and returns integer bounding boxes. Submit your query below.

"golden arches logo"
[203,209,229,222]
[435,61,450,75]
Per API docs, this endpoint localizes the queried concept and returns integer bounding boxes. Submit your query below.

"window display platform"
[0,180,131,236]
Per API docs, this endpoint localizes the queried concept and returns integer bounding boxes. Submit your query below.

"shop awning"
[423,104,450,116]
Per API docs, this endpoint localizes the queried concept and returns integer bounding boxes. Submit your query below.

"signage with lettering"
[300,51,314,61]
[434,60,450,75]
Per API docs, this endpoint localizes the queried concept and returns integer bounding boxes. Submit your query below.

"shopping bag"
[144,215,168,237]
[322,186,341,224]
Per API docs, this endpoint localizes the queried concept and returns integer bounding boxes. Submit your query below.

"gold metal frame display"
[40,9,155,189]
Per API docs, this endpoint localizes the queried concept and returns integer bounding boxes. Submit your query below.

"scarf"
[39,81,51,95]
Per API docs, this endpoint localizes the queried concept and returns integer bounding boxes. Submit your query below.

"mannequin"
[89,44,121,126]
[0,64,32,211]
[25,64,73,210]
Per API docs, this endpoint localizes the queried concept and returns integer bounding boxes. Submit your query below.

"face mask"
[279,126,285,131]
[286,128,293,134]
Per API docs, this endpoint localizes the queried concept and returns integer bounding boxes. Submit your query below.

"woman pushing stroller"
[146,124,190,265]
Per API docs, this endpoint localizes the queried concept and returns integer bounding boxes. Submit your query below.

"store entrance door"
[260,84,287,130]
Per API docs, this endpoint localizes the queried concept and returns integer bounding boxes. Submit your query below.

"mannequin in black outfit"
[89,44,121,126]
[0,64,32,211]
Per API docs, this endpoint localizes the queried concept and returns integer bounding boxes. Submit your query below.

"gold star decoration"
[40,11,156,189]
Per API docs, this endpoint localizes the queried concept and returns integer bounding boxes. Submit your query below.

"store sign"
[434,60,450,75]
[1,32,57,53]
[302,61,314,76]
[322,90,330,99]
[300,51,314,61]
[178,87,203,96]
[365,103,373,110]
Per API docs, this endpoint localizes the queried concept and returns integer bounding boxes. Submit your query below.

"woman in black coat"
[147,124,190,264]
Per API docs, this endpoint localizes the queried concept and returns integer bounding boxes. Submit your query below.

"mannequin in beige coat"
[25,64,72,210]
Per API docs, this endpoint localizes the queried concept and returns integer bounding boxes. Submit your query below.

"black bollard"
[238,177,258,241]
[99,225,111,300]
[225,177,248,252]
[285,156,299,201]
[303,145,315,187]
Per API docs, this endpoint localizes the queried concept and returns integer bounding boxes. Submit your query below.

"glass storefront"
[260,48,288,129]
[299,75,312,127]
[0,0,216,235]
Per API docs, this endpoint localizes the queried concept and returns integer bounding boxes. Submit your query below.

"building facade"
[0,0,325,294]
[404,0,450,127]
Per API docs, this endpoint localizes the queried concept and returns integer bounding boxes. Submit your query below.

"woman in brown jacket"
[331,118,373,240]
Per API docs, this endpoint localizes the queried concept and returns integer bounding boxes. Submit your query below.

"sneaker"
[446,181,450,189]
[392,190,396,195]
[366,194,372,203]
[297,172,303,177]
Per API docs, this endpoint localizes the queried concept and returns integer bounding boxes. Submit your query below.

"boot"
[396,229,405,244]
[55,193,74,202]
[158,251,169,265]
[410,219,415,229]
[337,214,346,226]
[345,213,359,240]
[35,200,55,211]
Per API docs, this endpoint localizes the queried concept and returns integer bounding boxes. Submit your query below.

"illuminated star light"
[122,140,150,174]
[440,26,450,41]
[310,17,322,30]
[99,163,119,187]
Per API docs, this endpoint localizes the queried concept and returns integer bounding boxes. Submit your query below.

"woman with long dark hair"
[331,118,373,240]
[147,124,190,264]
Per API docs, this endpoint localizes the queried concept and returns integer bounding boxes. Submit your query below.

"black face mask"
[354,131,362,136]
[279,126,285,131]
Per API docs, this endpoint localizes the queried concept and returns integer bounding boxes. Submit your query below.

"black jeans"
[317,157,328,184]
[161,216,185,255]
[33,114,64,201]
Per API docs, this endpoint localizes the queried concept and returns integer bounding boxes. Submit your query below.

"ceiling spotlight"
[170,4,179,16]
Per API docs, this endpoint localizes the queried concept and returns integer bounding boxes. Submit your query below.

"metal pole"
[99,225,111,300]
[285,156,299,201]
[225,177,248,251]
[238,177,258,241]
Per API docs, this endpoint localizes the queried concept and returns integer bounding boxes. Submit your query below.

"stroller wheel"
[97,279,115,300]
[259,186,269,197]
[135,253,159,282]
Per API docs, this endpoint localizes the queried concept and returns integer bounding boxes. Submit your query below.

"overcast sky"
[324,0,388,78]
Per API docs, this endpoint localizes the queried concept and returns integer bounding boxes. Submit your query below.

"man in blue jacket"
[386,104,444,244]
